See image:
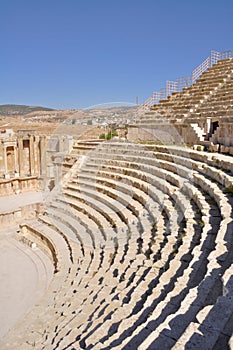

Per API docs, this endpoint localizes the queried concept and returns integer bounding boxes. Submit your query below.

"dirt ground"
[0,226,53,339]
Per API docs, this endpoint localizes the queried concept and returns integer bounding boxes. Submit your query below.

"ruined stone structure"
[0,129,47,195]
[0,130,44,178]
[1,53,233,349]
[0,129,76,196]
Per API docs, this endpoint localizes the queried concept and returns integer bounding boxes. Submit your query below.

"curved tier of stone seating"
[191,69,233,120]
[136,58,233,124]
[2,140,233,350]
[59,142,228,348]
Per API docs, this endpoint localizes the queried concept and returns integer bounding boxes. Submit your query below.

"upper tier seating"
[137,58,233,124]
[129,58,233,148]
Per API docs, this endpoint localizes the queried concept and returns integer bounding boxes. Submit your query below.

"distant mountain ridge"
[0,104,54,116]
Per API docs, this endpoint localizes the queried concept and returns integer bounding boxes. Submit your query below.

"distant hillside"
[0,104,54,116]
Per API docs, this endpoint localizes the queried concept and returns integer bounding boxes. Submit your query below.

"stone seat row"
[34,144,204,346]
[81,204,226,346]
[2,141,233,350]
[89,141,233,186]
[48,145,229,348]
[63,208,222,348]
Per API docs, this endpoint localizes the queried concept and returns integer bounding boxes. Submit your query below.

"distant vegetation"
[0,104,54,116]
[99,129,118,140]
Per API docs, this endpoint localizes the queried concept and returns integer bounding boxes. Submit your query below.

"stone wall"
[127,124,200,145]
[18,223,58,272]
[0,130,47,195]
[0,177,38,196]
[0,202,44,228]
[210,121,233,146]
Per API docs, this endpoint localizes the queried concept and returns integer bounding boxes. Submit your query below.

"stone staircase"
[190,123,205,142]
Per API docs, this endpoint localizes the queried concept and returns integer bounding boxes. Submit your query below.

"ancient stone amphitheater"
[1,53,233,349]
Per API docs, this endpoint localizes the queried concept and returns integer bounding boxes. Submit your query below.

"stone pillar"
[54,155,63,187]
[0,143,4,177]
[14,146,19,176]
[29,135,35,176]
[3,146,9,178]
[18,137,24,177]
[205,118,211,137]
[40,136,47,176]
[34,135,40,174]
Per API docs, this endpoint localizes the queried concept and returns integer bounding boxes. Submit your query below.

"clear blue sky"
[1,0,233,109]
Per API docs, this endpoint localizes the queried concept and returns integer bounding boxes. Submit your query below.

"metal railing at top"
[143,49,233,108]
[191,50,221,83]
[192,56,211,83]
[219,50,233,59]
